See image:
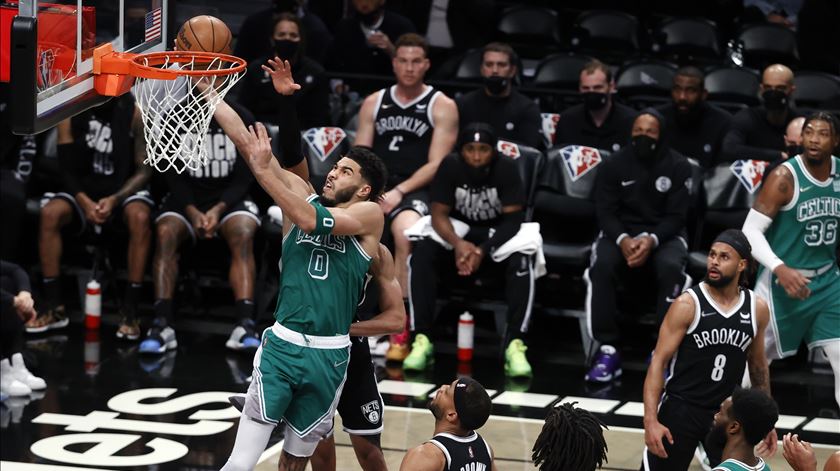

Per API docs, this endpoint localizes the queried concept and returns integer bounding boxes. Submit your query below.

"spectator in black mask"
[326,0,416,77]
[238,13,330,129]
[784,116,806,157]
[456,42,542,149]
[234,0,332,64]
[584,109,692,384]
[656,66,731,168]
[554,59,635,153]
[721,64,803,163]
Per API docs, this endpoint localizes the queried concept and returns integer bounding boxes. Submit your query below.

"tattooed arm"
[748,296,771,394]
[743,165,812,299]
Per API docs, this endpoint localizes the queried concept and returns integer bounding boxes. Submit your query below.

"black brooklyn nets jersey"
[355,271,379,322]
[70,94,136,197]
[371,85,442,185]
[428,432,492,471]
[665,283,757,409]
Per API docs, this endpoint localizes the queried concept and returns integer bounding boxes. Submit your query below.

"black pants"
[1,274,25,359]
[408,238,534,339]
[0,170,27,261]
[642,395,720,471]
[585,234,688,345]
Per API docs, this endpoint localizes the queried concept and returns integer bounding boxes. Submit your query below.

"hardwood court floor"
[255,406,839,471]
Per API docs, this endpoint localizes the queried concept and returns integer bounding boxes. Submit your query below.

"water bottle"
[84,279,101,329]
[84,329,100,377]
[457,311,474,362]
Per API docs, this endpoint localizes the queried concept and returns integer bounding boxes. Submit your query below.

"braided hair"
[532,402,609,471]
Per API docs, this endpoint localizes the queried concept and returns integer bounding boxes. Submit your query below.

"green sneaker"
[505,339,533,378]
[403,334,434,371]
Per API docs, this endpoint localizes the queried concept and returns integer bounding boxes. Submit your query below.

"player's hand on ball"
[644,420,673,458]
[242,123,274,173]
[773,264,811,300]
[262,58,301,96]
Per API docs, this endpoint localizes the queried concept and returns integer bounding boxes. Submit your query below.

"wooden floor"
[255,406,839,471]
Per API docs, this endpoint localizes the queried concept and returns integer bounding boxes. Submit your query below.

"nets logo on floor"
[304,127,347,163]
[559,145,603,182]
[730,159,769,194]
[2,388,239,470]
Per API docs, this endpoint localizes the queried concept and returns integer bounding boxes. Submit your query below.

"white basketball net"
[132,54,244,174]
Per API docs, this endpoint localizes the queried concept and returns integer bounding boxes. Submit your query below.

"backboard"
[1,0,168,134]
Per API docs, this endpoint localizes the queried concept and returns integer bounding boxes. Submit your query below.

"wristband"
[310,199,335,235]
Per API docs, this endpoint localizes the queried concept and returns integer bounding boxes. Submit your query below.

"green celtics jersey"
[274,198,372,336]
[713,457,769,471]
[764,155,840,270]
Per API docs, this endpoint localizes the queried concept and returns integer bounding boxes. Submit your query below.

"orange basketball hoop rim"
[92,43,247,96]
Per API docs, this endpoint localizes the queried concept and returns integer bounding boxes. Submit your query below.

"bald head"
[762,64,794,88]
[785,117,806,146]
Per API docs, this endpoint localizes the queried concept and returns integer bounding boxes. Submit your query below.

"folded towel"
[403,215,469,250]
[491,222,547,278]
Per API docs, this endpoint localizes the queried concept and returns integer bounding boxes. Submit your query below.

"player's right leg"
[142,214,190,353]
[641,396,714,471]
[584,233,625,382]
[30,194,78,332]
[404,238,447,371]
[117,197,153,340]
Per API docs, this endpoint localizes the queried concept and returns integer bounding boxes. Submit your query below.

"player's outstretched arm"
[743,165,812,299]
[349,244,406,337]
[399,444,445,471]
[643,292,694,459]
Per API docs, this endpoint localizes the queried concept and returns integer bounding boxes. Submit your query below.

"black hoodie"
[594,109,692,246]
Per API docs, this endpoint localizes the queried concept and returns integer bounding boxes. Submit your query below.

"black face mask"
[762,89,789,111]
[483,75,509,96]
[786,144,803,157]
[274,40,299,61]
[582,92,608,112]
[357,8,383,27]
[632,135,659,163]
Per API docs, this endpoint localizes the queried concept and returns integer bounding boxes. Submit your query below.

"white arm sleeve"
[742,209,784,272]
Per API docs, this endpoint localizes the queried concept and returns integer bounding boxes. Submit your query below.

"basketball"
[175,15,232,55]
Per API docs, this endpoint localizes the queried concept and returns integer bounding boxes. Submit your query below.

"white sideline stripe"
[428,388,498,399]
[377,380,435,397]
[803,418,840,434]
[558,396,621,414]
[776,414,808,430]
[614,401,645,417]
[0,463,117,471]
[257,440,285,464]
[493,391,558,408]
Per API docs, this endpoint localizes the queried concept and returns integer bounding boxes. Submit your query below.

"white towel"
[404,217,546,278]
[491,222,546,278]
[403,215,469,250]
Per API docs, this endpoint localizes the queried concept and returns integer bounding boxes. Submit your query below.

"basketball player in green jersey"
[215,68,387,471]
[708,388,779,471]
[742,111,840,408]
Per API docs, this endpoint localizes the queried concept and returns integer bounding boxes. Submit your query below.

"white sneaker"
[0,359,32,396]
[10,353,46,390]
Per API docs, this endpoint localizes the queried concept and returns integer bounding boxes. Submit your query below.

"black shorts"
[336,335,383,436]
[40,190,155,236]
[155,196,261,242]
[388,189,430,219]
[641,395,720,471]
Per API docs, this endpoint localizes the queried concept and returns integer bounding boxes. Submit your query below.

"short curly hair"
[345,146,387,202]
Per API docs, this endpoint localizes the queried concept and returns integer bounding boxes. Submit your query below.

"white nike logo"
[416,104,427,110]
[800,186,813,193]
[740,311,750,319]
[381,103,392,109]
[621,180,636,186]
[334,359,349,368]
[515,270,529,277]
[701,311,717,317]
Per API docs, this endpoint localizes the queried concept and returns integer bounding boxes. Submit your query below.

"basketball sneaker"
[225,319,261,352]
[402,334,434,371]
[0,359,31,396]
[116,313,141,340]
[504,339,533,378]
[585,345,622,382]
[385,328,410,362]
[25,306,69,333]
[10,353,46,390]
[139,321,178,354]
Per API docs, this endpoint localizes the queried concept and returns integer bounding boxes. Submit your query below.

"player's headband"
[459,122,497,151]
[713,229,752,260]
[453,377,489,431]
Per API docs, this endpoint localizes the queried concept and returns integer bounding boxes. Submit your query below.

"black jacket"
[656,102,731,168]
[595,145,692,246]
[326,11,416,76]
[233,8,332,64]
[456,89,542,149]
[721,106,803,163]
[554,101,636,153]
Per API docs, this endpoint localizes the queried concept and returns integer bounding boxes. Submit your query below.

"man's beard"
[428,401,442,421]
[704,272,735,288]
[320,186,357,207]
[704,421,728,452]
